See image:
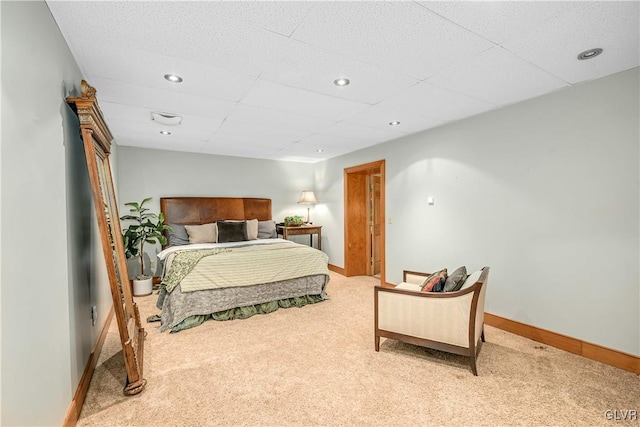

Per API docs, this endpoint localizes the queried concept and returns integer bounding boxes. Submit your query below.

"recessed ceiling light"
[389,121,400,126]
[164,73,183,83]
[159,130,171,135]
[577,48,603,60]
[333,77,350,87]
[316,148,324,153]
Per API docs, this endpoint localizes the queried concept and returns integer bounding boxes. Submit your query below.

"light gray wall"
[115,147,315,276]
[1,2,112,425]
[314,68,640,356]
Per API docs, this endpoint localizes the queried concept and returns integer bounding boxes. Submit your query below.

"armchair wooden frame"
[374,267,489,375]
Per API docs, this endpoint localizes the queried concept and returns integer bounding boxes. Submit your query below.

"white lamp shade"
[297,190,318,204]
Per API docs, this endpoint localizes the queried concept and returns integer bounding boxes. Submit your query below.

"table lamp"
[297,190,318,224]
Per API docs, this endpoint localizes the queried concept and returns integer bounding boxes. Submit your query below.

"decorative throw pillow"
[421,268,447,292]
[221,219,259,240]
[167,223,189,247]
[217,220,248,243]
[258,220,277,239]
[184,222,217,244]
[245,219,259,240]
[444,266,467,292]
[461,270,482,290]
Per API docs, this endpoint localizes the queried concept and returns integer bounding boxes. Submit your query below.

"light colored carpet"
[78,272,639,426]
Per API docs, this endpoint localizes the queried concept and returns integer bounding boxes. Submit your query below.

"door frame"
[344,159,385,285]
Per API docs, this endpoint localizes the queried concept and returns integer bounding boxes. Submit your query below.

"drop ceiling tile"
[48,1,290,77]
[503,2,640,84]
[209,123,298,145]
[420,1,583,44]
[240,80,369,122]
[292,1,494,80]
[104,110,221,142]
[276,141,352,163]
[116,134,207,154]
[206,130,292,151]
[141,3,290,77]
[186,1,319,37]
[201,135,284,159]
[343,105,443,135]
[91,78,236,121]
[428,47,569,106]
[376,82,497,124]
[322,121,406,144]
[218,104,334,141]
[100,102,222,135]
[298,133,374,152]
[69,42,256,103]
[261,40,419,104]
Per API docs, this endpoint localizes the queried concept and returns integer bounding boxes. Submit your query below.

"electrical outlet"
[91,305,97,326]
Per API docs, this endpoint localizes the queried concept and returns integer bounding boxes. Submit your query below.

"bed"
[154,197,330,333]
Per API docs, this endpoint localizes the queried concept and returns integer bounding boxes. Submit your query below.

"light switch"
[388,216,393,224]
[428,196,435,205]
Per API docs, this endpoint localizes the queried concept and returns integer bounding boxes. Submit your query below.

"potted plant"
[284,215,305,226]
[120,197,173,296]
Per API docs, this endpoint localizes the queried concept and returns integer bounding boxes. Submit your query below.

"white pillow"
[184,222,217,244]
[461,270,482,290]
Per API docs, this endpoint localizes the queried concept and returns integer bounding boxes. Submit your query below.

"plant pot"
[133,277,153,296]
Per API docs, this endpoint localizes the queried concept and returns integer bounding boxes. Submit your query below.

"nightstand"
[276,224,322,251]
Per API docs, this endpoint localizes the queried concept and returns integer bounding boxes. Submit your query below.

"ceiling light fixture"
[316,148,324,153]
[151,111,183,126]
[159,130,171,135]
[389,121,400,126]
[333,77,350,87]
[164,73,183,83]
[577,48,603,60]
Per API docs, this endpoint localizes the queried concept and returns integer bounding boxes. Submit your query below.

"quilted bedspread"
[163,241,329,293]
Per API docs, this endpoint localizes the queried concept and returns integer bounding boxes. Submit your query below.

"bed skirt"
[164,294,325,333]
[155,274,329,333]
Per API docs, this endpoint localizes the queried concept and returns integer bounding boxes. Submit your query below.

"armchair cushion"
[444,266,467,292]
[395,282,422,292]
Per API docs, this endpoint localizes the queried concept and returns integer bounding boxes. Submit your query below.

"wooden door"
[372,175,381,275]
[344,160,385,284]
[345,173,368,276]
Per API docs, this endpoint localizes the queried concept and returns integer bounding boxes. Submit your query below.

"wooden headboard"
[160,197,272,225]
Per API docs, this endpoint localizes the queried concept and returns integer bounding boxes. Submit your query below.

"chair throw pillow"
[421,268,447,292]
[444,266,468,292]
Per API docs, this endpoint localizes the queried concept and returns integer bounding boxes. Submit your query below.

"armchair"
[374,267,489,375]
